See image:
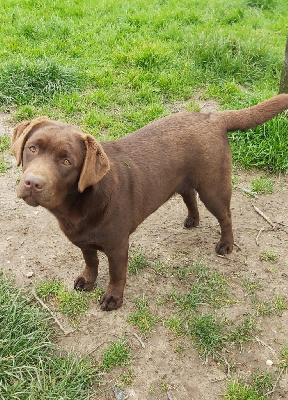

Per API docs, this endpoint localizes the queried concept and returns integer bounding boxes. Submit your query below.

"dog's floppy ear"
[11,116,49,166]
[78,134,110,193]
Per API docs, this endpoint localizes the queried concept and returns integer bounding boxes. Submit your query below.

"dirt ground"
[0,113,288,400]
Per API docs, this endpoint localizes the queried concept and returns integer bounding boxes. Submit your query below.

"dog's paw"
[100,292,123,311]
[74,276,94,291]
[215,241,233,255]
[184,216,199,229]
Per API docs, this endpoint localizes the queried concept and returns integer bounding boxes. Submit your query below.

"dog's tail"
[217,94,288,132]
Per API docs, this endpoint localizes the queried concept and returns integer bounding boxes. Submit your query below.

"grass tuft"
[128,247,149,275]
[127,298,157,337]
[0,156,8,173]
[0,273,100,399]
[170,261,234,311]
[0,58,84,107]
[100,340,131,372]
[36,280,104,325]
[251,176,274,194]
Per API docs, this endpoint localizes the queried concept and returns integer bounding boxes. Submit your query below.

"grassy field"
[0,0,288,170]
[1,0,288,398]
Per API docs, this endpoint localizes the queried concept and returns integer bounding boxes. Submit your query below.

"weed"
[128,246,148,275]
[251,177,274,194]
[127,298,157,337]
[259,250,279,262]
[100,340,131,372]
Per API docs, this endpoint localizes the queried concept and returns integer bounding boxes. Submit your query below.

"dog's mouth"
[17,184,62,210]
[21,194,40,207]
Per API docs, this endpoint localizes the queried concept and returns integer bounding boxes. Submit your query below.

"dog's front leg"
[74,248,99,291]
[100,242,129,311]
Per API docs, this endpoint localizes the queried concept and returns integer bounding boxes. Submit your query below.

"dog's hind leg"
[197,183,233,255]
[179,187,200,228]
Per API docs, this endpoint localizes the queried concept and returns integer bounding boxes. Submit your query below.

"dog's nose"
[24,174,46,191]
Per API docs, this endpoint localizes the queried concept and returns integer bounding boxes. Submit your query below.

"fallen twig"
[234,241,241,251]
[255,227,265,246]
[253,206,275,229]
[167,392,173,400]
[254,336,278,360]
[32,289,74,336]
[125,331,146,349]
[265,366,285,396]
[215,351,231,377]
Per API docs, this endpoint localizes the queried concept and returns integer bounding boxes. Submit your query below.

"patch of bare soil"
[1,115,288,399]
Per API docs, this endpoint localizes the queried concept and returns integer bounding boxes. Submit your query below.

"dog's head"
[12,117,110,209]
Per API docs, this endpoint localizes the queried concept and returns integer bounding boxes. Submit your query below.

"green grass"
[0,273,100,399]
[0,136,10,152]
[0,0,287,170]
[170,260,235,311]
[224,372,274,400]
[36,280,104,325]
[253,295,287,316]
[0,156,8,173]
[259,250,279,262]
[128,247,149,275]
[99,340,132,372]
[165,262,257,362]
[279,348,288,370]
[127,298,158,337]
[229,114,288,172]
[251,176,274,194]
[0,136,10,173]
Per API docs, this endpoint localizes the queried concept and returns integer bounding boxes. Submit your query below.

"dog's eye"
[29,146,36,153]
[63,159,71,166]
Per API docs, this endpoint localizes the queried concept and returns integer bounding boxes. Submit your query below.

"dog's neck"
[49,180,111,240]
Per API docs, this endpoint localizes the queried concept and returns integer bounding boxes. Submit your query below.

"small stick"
[128,331,146,349]
[253,206,275,228]
[215,351,231,377]
[234,241,241,251]
[32,289,74,336]
[167,392,173,400]
[254,336,278,359]
[255,227,265,246]
[265,367,285,396]
[87,341,107,356]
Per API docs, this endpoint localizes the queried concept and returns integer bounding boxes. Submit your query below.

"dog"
[12,94,288,310]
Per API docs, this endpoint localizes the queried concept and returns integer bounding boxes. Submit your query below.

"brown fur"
[12,94,288,310]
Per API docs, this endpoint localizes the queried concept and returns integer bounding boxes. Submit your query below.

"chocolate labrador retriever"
[12,94,288,310]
